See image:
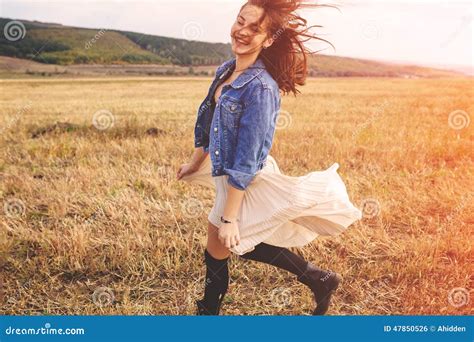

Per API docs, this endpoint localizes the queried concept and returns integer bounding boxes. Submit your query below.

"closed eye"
[238,15,260,32]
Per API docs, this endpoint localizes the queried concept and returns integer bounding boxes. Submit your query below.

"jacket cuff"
[194,139,209,153]
[224,168,255,191]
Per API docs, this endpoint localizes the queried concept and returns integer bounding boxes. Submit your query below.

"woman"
[177,0,362,315]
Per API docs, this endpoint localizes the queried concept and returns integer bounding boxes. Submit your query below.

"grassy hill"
[120,31,232,65]
[0,18,232,66]
[0,17,465,78]
[307,54,460,78]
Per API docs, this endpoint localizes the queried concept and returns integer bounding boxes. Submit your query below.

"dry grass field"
[0,76,472,315]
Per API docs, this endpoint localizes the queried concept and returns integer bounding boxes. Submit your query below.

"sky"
[1,0,472,69]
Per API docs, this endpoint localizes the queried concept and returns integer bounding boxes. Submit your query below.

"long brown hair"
[241,0,338,96]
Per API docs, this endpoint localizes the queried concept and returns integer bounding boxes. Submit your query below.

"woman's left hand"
[176,162,198,180]
[218,221,240,249]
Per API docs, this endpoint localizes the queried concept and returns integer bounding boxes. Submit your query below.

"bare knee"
[206,220,231,259]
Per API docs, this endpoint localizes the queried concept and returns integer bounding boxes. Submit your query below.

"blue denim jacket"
[194,56,281,190]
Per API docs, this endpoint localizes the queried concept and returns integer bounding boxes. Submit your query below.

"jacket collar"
[219,56,266,89]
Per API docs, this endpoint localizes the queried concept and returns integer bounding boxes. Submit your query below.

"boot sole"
[195,293,225,315]
[312,272,342,315]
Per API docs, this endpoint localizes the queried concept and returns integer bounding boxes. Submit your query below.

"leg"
[239,242,341,315]
[196,220,231,315]
[239,242,308,277]
[206,220,231,260]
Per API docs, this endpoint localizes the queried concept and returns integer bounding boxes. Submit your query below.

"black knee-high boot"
[240,242,341,315]
[196,248,229,315]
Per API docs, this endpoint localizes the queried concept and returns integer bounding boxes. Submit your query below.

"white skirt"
[180,154,362,255]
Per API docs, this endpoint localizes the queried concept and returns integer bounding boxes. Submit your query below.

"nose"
[235,27,251,39]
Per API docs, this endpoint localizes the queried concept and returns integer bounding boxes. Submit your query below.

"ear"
[263,36,274,49]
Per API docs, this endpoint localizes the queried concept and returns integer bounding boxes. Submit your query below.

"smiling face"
[230,4,273,56]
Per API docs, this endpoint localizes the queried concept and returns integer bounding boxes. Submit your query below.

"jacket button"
[214,127,218,132]
[215,150,219,155]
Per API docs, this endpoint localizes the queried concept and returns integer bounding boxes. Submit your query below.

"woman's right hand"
[176,162,199,180]
[218,221,240,249]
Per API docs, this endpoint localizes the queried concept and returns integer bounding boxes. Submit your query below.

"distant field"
[0,76,472,315]
[0,56,217,78]
[0,54,464,79]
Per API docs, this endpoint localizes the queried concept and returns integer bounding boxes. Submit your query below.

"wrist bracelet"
[220,215,238,224]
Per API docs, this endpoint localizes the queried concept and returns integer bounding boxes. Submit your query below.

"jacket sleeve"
[223,85,277,190]
[194,61,229,151]
[194,98,208,149]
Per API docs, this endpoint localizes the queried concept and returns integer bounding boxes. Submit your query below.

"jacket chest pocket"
[221,97,243,129]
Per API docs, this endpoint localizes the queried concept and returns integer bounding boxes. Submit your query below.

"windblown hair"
[240,0,337,96]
